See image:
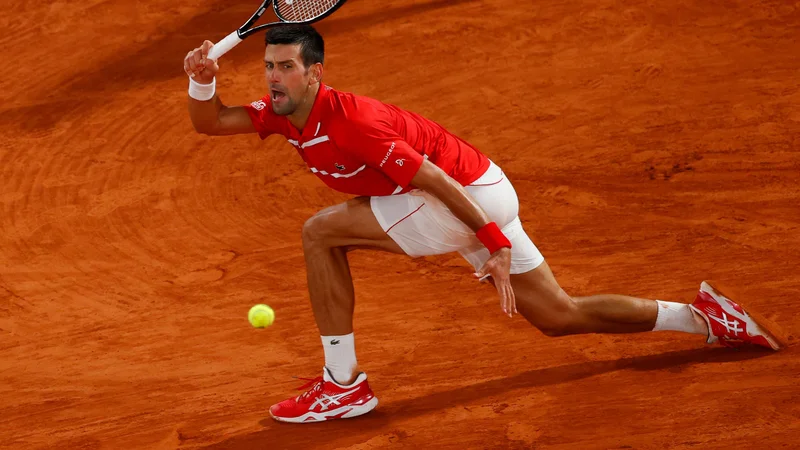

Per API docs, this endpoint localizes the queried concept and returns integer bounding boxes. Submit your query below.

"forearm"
[411,160,511,253]
[437,180,490,231]
[415,165,490,232]
[188,85,223,134]
[184,42,256,136]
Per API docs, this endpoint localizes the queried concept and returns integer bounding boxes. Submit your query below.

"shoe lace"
[293,376,325,403]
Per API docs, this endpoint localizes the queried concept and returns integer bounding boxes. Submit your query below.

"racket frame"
[207,0,347,61]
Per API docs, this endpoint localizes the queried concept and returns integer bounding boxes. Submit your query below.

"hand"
[183,40,219,84]
[474,247,516,318]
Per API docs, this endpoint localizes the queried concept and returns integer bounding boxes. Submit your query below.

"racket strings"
[274,0,340,22]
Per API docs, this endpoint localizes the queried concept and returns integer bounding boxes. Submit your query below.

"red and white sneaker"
[269,367,378,423]
[689,281,784,350]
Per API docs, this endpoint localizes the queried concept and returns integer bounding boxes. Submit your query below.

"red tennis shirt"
[244,84,490,196]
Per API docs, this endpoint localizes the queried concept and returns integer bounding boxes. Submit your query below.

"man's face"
[264,44,314,116]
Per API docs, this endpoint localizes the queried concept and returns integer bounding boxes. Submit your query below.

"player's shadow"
[203,346,774,450]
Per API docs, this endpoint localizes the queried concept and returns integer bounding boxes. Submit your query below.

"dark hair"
[264,24,325,68]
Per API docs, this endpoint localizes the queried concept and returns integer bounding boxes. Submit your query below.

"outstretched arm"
[410,160,516,317]
[184,40,256,136]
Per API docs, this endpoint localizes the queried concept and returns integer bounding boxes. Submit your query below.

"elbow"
[192,122,218,136]
[410,160,449,193]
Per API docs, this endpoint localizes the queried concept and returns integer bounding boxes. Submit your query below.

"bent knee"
[538,322,575,337]
[537,317,577,337]
[520,291,583,337]
[302,213,331,248]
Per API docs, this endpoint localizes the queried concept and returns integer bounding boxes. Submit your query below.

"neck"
[288,82,321,131]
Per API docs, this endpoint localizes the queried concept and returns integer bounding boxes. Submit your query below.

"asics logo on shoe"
[330,339,340,345]
[310,387,360,412]
[708,312,744,336]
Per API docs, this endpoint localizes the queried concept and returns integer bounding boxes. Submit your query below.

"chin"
[272,105,293,116]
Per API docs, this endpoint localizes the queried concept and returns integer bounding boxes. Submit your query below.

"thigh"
[370,190,476,257]
[306,196,405,254]
[371,161,549,273]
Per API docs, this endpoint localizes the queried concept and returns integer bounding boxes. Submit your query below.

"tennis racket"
[207,0,349,61]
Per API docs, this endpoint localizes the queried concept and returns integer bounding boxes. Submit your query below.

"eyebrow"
[264,59,296,64]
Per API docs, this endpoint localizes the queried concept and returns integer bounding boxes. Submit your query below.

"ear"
[309,63,323,84]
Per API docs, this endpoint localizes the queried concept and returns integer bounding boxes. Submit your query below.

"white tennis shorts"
[370,161,545,274]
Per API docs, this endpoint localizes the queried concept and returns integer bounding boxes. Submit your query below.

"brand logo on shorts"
[250,100,267,111]
[334,163,346,171]
[380,142,396,167]
[395,158,405,167]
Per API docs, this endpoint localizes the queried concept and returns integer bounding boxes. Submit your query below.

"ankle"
[321,333,358,385]
[330,370,358,386]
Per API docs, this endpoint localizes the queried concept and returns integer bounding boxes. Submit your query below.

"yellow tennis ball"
[248,304,275,328]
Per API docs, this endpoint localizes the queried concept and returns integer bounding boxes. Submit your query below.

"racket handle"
[208,31,243,61]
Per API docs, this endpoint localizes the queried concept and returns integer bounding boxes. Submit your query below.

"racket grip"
[208,31,243,61]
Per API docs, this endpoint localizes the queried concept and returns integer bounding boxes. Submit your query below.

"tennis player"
[183,24,782,423]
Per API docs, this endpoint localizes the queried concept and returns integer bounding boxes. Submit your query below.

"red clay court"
[2,0,800,448]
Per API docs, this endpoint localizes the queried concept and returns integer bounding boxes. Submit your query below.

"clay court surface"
[3,0,800,448]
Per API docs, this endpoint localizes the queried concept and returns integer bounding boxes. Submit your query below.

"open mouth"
[271,88,286,102]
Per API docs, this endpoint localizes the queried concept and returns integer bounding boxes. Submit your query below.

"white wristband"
[188,77,216,101]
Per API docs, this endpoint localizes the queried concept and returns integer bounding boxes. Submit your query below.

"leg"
[448,163,708,338]
[302,196,404,385]
[302,196,404,336]
[269,197,399,423]
[511,261,708,337]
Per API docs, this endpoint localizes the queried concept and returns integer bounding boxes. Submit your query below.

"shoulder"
[327,89,391,133]
[246,93,273,113]
[245,94,278,122]
[245,94,292,137]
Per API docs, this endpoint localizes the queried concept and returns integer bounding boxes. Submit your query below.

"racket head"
[272,0,348,23]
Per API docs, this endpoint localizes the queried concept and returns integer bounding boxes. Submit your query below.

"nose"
[267,68,280,84]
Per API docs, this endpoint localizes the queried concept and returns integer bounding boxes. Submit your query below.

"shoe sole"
[701,280,788,350]
[270,396,379,424]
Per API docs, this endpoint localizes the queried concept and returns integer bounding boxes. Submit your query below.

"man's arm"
[338,120,502,238]
[189,96,256,136]
[185,40,256,136]
[411,159,516,317]
[409,159,491,232]
[336,122,516,315]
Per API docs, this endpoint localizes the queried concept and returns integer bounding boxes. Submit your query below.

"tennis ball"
[248,304,275,328]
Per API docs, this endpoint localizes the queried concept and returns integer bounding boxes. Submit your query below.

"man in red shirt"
[184,25,781,423]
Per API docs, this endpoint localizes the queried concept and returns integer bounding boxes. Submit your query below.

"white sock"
[652,300,708,335]
[321,333,358,385]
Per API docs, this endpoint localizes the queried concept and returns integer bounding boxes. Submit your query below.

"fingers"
[475,273,491,283]
[498,281,514,318]
[184,51,195,77]
[507,282,517,315]
[184,44,215,79]
[494,278,509,317]
[473,269,487,282]
[185,49,203,78]
[192,48,204,72]
[475,254,515,318]
[204,57,219,74]
[494,274,515,317]
[497,283,508,317]
[505,280,517,314]
[201,40,214,57]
